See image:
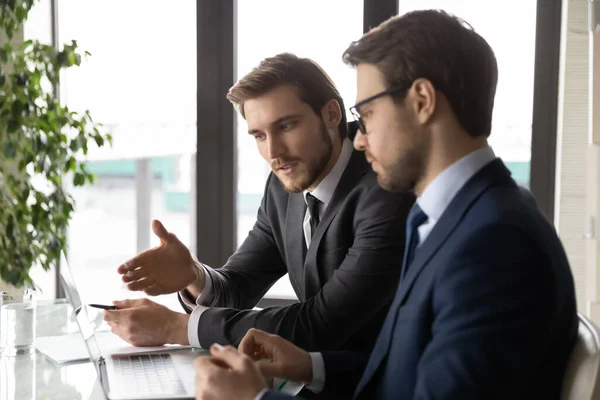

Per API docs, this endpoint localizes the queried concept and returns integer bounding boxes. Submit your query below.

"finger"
[107,321,120,334]
[117,247,158,274]
[112,299,145,309]
[194,355,226,373]
[143,284,166,296]
[121,267,148,283]
[211,344,252,371]
[239,329,275,357]
[127,278,157,292]
[152,219,177,244]
[103,310,122,323]
[239,331,260,357]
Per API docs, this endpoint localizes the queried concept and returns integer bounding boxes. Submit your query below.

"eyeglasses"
[349,85,409,135]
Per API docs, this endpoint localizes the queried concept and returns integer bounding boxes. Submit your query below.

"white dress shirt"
[180,139,354,350]
[306,146,497,394]
[303,138,354,247]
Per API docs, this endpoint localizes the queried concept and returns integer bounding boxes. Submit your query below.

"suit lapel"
[303,151,369,293]
[355,159,512,396]
[392,159,511,307]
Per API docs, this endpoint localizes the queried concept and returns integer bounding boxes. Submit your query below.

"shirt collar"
[303,139,354,207]
[417,146,496,223]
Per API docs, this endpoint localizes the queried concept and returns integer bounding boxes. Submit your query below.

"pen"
[88,303,118,310]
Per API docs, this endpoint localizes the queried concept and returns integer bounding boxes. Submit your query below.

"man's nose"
[353,129,367,151]
[267,134,285,160]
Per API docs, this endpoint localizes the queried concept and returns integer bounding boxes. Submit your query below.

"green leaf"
[64,157,76,173]
[11,99,23,115]
[73,172,85,186]
[6,24,14,40]
[21,187,29,202]
[0,47,8,63]
[3,141,16,158]
[15,73,27,86]
[93,135,104,147]
[56,51,68,67]
[7,119,19,133]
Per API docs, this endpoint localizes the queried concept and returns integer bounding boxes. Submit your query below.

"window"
[57,0,197,310]
[24,0,55,299]
[398,1,537,187]
[236,0,364,298]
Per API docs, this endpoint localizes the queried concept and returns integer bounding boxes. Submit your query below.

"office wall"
[586,2,600,320]
[555,0,600,319]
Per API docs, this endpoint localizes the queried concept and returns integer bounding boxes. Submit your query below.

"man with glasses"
[193,10,578,400]
[104,53,415,362]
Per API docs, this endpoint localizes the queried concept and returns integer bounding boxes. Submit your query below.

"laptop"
[59,252,200,399]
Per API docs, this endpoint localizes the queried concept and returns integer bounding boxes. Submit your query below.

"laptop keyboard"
[112,353,186,396]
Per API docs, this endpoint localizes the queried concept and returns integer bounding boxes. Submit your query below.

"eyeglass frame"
[349,85,409,136]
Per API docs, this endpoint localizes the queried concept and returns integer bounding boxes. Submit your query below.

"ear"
[409,78,437,125]
[321,99,343,131]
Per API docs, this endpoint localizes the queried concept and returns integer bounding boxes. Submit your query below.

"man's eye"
[362,110,372,119]
[280,121,296,131]
[253,134,266,141]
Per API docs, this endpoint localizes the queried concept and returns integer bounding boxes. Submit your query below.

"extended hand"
[103,299,189,346]
[117,219,200,295]
[195,344,267,400]
[239,328,313,384]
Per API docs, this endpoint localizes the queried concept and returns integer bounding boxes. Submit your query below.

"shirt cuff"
[306,352,325,393]
[187,304,209,348]
[254,388,269,400]
[179,262,214,309]
[196,263,214,306]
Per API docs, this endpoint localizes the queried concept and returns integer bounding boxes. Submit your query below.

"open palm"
[117,219,198,296]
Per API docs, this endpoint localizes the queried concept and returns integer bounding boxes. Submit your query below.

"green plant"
[0,0,112,286]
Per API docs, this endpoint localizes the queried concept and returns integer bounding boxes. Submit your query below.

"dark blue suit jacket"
[264,159,577,400]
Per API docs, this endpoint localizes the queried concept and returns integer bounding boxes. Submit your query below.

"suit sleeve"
[198,173,288,311]
[319,351,370,398]
[196,185,414,350]
[413,224,566,399]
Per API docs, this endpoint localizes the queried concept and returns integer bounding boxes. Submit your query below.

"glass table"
[1,299,106,400]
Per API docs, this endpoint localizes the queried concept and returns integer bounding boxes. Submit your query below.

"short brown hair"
[227,53,348,140]
[343,10,498,138]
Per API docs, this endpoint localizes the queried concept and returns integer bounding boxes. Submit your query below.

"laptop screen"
[59,252,104,373]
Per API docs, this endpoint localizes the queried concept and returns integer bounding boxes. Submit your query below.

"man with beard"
[104,53,415,361]
[192,10,578,400]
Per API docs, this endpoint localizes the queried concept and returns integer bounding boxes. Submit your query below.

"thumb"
[152,219,174,243]
[239,328,272,357]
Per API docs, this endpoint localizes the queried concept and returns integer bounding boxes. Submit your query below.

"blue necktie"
[400,204,428,281]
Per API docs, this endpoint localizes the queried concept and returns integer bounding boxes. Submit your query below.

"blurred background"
[16,0,600,322]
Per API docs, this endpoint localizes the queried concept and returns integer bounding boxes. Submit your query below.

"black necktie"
[400,204,428,281]
[306,193,321,238]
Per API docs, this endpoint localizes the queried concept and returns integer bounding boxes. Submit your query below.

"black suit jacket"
[180,149,414,352]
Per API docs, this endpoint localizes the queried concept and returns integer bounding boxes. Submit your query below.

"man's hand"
[195,344,267,400]
[239,328,313,384]
[117,219,203,296]
[103,298,190,346]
